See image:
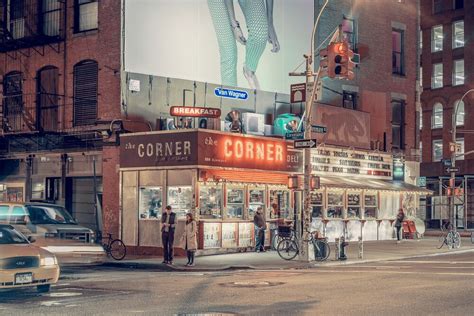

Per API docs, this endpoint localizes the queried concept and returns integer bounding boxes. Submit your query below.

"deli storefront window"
[199,184,223,219]
[327,192,343,218]
[270,190,291,219]
[139,186,163,220]
[226,187,244,219]
[249,188,265,219]
[347,192,361,219]
[364,194,378,219]
[310,192,323,219]
[167,186,192,219]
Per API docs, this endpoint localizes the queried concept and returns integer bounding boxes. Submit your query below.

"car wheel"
[37,284,51,293]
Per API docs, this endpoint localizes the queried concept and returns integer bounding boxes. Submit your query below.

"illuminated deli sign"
[170,106,221,118]
[311,147,393,179]
[120,130,302,173]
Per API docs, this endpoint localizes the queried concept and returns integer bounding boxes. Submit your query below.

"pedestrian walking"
[394,208,405,243]
[161,205,177,264]
[253,206,266,252]
[181,213,198,267]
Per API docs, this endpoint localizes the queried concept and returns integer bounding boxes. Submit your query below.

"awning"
[319,176,433,194]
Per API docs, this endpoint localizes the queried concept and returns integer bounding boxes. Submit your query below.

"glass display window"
[226,187,244,219]
[364,193,378,219]
[199,184,223,219]
[270,189,291,220]
[248,188,265,219]
[310,192,323,219]
[347,192,361,219]
[167,186,193,219]
[327,191,344,218]
[139,186,163,220]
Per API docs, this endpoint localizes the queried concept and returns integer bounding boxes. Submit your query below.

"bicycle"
[276,227,330,261]
[101,233,127,260]
[437,222,461,250]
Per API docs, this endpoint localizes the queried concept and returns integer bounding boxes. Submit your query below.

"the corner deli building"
[119,129,302,255]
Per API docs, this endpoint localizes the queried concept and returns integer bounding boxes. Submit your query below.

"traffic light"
[327,41,356,80]
[319,47,329,78]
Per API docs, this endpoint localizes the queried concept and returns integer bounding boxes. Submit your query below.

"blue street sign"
[442,159,452,167]
[311,125,327,134]
[214,87,248,100]
[285,132,304,140]
[417,176,426,187]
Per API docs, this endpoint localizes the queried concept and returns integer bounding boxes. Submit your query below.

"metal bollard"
[358,237,363,259]
[335,237,340,260]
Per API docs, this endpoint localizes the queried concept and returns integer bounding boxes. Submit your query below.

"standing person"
[180,213,198,267]
[207,0,280,89]
[394,208,405,243]
[161,205,177,264]
[253,206,266,252]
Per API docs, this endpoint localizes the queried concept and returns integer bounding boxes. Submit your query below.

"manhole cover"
[220,281,284,288]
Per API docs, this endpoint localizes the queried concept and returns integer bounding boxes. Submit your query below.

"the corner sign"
[170,106,221,118]
[294,139,317,149]
[214,87,248,100]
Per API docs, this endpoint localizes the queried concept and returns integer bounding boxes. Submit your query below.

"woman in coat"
[181,213,198,266]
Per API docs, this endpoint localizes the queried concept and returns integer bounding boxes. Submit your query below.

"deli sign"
[120,130,302,173]
[170,106,221,118]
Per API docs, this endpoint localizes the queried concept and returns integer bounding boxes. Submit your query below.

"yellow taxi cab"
[0,224,60,293]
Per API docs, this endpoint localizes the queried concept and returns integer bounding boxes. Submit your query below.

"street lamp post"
[450,88,474,232]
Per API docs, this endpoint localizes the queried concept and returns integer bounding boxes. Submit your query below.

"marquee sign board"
[170,106,221,118]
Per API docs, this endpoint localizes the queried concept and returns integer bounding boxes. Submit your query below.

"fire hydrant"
[338,235,349,261]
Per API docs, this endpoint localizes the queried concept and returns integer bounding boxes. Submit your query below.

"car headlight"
[41,256,58,266]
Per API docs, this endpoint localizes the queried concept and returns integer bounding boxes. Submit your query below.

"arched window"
[454,100,465,126]
[432,103,443,129]
[37,66,59,131]
[3,71,23,131]
[73,60,98,126]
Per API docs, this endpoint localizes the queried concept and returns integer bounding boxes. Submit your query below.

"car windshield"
[0,226,29,244]
[27,205,77,225]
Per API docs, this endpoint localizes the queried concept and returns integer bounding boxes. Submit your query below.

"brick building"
[0,0,121,236]
[420,0,474,229]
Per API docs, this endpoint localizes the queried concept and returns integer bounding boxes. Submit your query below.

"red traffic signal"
[327,41,356,80]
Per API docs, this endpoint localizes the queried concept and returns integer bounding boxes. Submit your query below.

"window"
[327,192,343,218]
[456,138,464,160]
[431,25,443,52]
[3,71,23,131]
[364,194,377,218]
[432,63,443,89]
[341,17,355,49]
[432,103,443,128]
[42,0,61,36]
[392,99,405,150]
[226,187,244,219]
[433,0,443,13]
[310,192,323,219]
[167,186,192,219]
[73,60,98,126]
[455,100,465,126]
[432,139,443,162]
[74,0,98,32]
[9,0,25,39]
[454,0,464,10]
[347,193,361,218]
[249,188,265,219]
[452,21,464,48]
[270,190,291,219]
[199,184,223,219]
[392,29,405,75]
[139,187,162,220]
[453,59,464,86]
[342,91,357,109]
[37,66,59,131]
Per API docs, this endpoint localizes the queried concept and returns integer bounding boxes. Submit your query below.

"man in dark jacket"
[253,207,266,252]
[161,205,177,264]
[394,208,405,243]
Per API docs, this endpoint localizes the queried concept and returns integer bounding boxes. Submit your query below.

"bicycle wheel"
[313,239,330,261]
[109,239,127,260]
[277,238,298,260]
[450,232,461,249]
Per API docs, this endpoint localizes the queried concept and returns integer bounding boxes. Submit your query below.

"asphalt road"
[1,252,473,316]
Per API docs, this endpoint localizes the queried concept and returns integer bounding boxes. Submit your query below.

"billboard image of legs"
[124,0,314,93]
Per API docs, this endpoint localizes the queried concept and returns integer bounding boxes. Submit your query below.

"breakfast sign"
[120,130,302,173]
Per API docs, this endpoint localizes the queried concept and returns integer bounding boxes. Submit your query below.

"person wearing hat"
[253,206,266,252]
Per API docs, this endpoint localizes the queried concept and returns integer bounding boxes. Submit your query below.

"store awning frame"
[319,176,433,194]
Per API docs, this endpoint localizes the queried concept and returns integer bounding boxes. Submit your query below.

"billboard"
[124,0,314,93]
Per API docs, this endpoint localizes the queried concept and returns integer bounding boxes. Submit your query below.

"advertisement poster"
[203,222,221,248]
[238,222,253,247]
[125,0,314,93]
[222,223,238,248]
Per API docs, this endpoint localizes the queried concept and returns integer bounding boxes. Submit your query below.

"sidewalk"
[103,237,474,272]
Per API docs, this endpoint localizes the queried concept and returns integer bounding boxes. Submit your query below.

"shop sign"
[203,222,221,249]
[417,177,427,187]
[170,106,221,118]
[393,159,405,181]
[221,223,238,248]
[290,83,306,103]
[238,223,253,247]
[214,87,248,100]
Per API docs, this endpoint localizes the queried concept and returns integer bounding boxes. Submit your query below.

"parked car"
[0,224,60,293]
[0,202,106,265]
